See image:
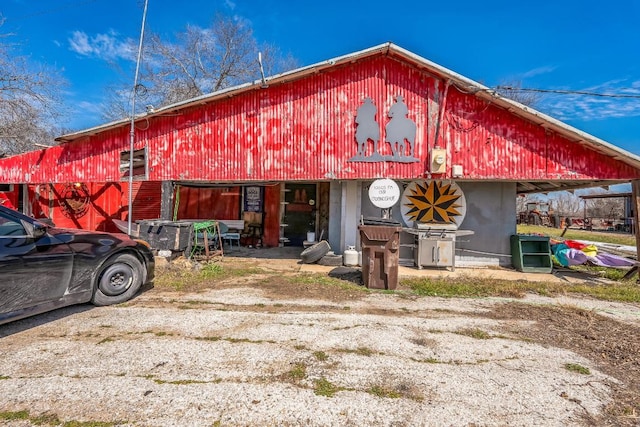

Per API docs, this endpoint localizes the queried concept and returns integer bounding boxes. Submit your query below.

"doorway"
[283,183,316,246]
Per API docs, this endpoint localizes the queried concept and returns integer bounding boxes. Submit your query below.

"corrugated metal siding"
[1,55,640,183]
[25,181,161,232]
[128,181,162,222]
[175,186,241,219]
[444,88,640,180]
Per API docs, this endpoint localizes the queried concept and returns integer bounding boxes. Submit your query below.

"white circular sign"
[368,179,400,209]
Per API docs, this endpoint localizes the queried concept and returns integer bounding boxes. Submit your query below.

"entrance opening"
[283,183,316,246]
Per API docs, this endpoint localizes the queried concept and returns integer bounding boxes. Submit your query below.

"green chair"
[189,220,222,258]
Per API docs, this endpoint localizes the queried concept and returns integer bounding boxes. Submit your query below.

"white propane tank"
[343,246,358,266]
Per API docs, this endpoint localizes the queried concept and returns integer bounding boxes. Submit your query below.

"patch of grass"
[313,377,341,397]
[412,357,441,364]
[566,282,640,303]
[402,274,640,304]
[153,379,209,385]
[283,363,307,382]
[0,375,10,380]
[565,363,590,375]
[154,261,272,291]
[283,273,367,293]
[455,328,491,340]
[337,347,376,356]
[366,385,401,398]
[181,300,213,306]
[313,351,329,361]
[195,336,221,342]
[200,262,223,278]
[0,411,116,427]
[0,411,29,421]
[570,265,632,281]
[31,412,61,425]
[403,276,531,298]
[63,422,117,427]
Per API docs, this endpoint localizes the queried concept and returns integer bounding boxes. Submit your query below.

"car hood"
[46,228,136,249]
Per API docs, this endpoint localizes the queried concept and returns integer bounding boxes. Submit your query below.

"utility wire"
[495,86,640,99]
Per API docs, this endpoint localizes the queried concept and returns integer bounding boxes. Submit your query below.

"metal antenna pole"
[127,0,149,235]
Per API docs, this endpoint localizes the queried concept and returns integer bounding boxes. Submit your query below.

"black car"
[0,205,155,325]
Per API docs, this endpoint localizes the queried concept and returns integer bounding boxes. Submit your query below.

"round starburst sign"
[400,180,466,228]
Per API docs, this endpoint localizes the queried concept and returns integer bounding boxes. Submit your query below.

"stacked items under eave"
[550,239,636,268]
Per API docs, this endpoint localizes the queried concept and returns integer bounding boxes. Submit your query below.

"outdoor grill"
[406,223,458,270]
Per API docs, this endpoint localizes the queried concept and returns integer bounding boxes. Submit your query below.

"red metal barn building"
[2,43,640,266]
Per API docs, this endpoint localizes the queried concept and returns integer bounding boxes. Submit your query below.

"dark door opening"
[283,184,316,246]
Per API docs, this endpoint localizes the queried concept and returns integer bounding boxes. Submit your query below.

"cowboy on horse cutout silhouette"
[349,96,418,163]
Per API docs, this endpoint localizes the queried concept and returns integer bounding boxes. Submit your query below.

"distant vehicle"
[518,202,559,227]
[0,205,155,325]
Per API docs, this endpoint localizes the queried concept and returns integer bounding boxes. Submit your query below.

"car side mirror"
[32,223,48,240]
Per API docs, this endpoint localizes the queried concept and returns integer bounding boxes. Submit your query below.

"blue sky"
[2,0,639,155]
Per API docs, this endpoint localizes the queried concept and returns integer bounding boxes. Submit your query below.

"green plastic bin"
[510,234,552,273]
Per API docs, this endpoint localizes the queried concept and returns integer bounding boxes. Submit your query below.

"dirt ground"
[2,249,640,426]
[212,253,640,426]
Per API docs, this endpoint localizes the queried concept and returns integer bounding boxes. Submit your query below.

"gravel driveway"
[3,267,640,427]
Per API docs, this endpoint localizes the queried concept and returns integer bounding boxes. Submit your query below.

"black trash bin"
[358,224,402,290]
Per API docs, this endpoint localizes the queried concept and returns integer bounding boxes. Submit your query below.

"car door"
[0,211,74,314]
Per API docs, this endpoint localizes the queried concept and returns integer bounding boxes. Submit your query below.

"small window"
[120,147,147,179]
[0,184,13,192]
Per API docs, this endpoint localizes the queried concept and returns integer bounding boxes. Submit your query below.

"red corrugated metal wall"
[27,181,161,232]
[175,186,241,220]
[3,55,637,185]
[0,187,19,210]
[443,88,640,180]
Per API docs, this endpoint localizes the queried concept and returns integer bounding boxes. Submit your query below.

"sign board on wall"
[243,186,263,212]
[368,178,400,209]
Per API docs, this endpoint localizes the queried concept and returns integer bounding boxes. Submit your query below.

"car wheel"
[300,240,331,264]
[92,253,143,306]
[318,254,343,266]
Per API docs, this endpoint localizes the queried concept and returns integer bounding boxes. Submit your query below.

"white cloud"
[539,78,640,121]
[68,30,136,61]
[522,65,556,78]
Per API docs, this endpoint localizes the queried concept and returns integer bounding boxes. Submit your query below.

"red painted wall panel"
[27,181,161,233]
[0,55,638,185]
[175,186,241,220]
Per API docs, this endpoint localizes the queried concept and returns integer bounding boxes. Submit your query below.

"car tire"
[300,240,331,264]
[91,253,143,306]
[318,254,343,266]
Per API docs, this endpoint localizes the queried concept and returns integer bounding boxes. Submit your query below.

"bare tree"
[0,20,68,155]
[584,196,624,220]
[495,80,542,108]
[551,191,582,217]
[102,14,297,121]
